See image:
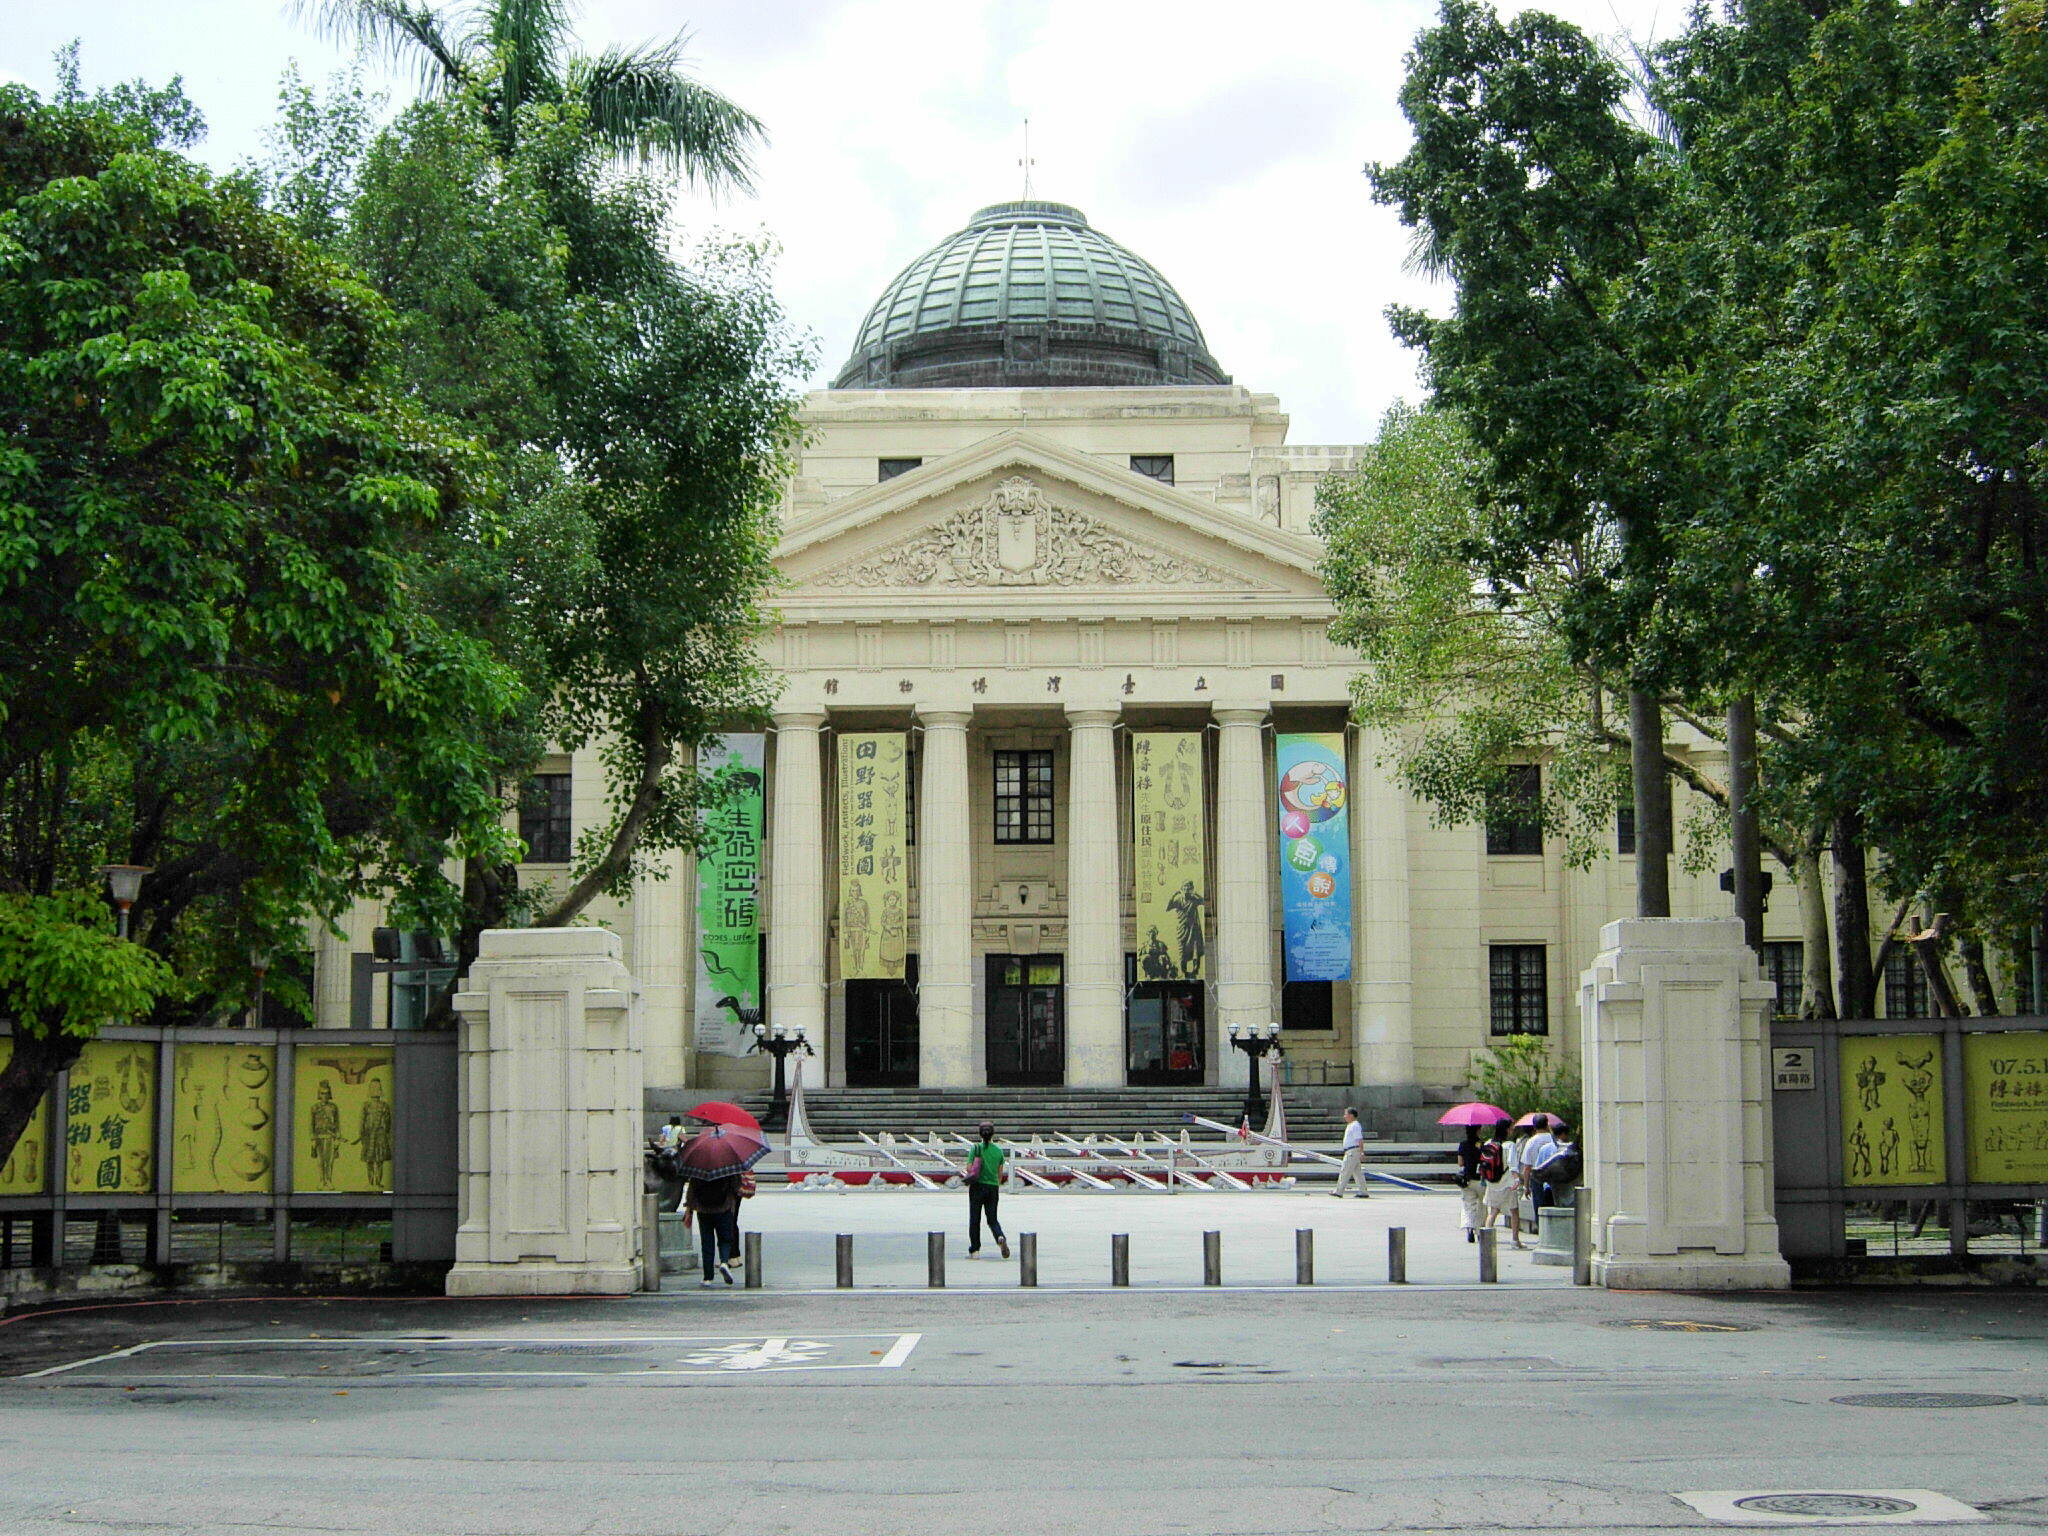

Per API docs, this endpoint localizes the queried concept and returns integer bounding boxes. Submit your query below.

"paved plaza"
[690,1184,1560,1290]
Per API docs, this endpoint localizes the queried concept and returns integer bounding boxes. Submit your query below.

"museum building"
[313,199,1814,1101]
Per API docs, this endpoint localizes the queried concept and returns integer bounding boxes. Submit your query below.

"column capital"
[1063,706,1120,729]
[771,709,828,731]
[916,708,974,731]
[1212,707,1268,729]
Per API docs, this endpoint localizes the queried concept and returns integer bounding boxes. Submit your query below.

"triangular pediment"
[778,431,1327,611]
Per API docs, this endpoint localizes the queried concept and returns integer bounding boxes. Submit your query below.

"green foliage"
[1467,1035,1582,1131]
[0,892,172,1039]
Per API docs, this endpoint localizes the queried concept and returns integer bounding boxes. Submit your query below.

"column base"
[1592,1254,1791,1292]
[446,1261,642,1297]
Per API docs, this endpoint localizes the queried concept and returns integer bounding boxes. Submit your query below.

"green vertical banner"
[837,731,908,980]
[1276,732,1352,981]
[1132,732,1207,982]
[694,733,765,1057]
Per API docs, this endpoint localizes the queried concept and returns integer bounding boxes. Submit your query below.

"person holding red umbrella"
[675,1117,770,1287]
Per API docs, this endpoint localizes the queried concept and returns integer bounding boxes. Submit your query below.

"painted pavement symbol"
[12,1332,922,1383]
[1676,1490,1988,1527]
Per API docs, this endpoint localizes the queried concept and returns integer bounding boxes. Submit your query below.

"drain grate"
[1602,1318,1759,1333]
[1831,1391,2017,1409]
[1735,1495,1919,1517]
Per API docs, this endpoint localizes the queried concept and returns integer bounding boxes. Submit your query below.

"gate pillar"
[447,928,645,1296]
[1581,918,1790,1291]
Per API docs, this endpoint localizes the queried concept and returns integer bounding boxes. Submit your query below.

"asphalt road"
[1,1281,2045,1535]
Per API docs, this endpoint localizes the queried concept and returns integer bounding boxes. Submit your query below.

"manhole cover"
[1602,1318,1759,1333]
[1831,1392,2017,1409]
[1734,1494,1919,1518]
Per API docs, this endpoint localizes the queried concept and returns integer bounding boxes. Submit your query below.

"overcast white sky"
[5,1,1676,445]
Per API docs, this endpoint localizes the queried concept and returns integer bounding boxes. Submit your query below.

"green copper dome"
[833,201,1229,390]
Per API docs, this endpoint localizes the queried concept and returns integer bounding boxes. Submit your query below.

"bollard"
[1572,1197,1592,1287]
[836,1233,854,1289]
[641,1191,662,1293]
[1111,1232,1130,1286]
[1020,1232,1038,1288]
[1388,1226,1407,1284]
[743,1230,762,1289]
[1203,1229,1222,1287]
[928,1230,946,1289]
[1295,1228,1314,1286]
[1478,1227,1499,1283]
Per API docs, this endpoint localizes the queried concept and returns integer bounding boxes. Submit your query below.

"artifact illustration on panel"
[292,1046,396,1193]
[837,731,908,980]
[1963,1032,2048,1184]
[1839,1034,1945,1186]
[1133,732,1207,981]
[172,1043,277,1193]
[0,1039,49,1193]
[64,1039,156,1194]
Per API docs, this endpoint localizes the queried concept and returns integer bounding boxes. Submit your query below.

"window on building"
[519,772,573,863]
[389,930,457,1031]
[879,457,922,482]
[1129,454,1175,485]
[1616,779,1674,856]
[1884,946,1932,1019]
[1485,764,1544,856]
[1762,941,1804,1018]
[1281,979,1333,1031]
[1489,944,1549,1035]
[993,750,1054,844]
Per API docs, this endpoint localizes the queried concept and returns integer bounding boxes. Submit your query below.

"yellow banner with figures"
[0,1040,51,1194]
[837,731,909,980]
[293,1045,395,1193]
[173,1043,278,1194]
[1840,1034,1945,1186]
[1964,1032,2048,1184]
[1132,732,1208,983]
[65,1038,157,1194]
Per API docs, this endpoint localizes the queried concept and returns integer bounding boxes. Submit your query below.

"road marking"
[13,1332,923,1383]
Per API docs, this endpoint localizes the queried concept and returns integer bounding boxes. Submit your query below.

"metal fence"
[1771,1015,2047,1262]
[0,1025,454,1271]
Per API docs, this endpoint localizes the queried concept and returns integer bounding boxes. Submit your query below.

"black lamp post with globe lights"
[753,1023,814,1132]
[1227,1021,1284,1128]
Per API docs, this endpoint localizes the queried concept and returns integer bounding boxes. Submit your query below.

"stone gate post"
[1580,918,1790,1290]
[447,928,644,1296]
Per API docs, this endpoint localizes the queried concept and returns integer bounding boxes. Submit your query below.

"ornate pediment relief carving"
[813,476,1265,591]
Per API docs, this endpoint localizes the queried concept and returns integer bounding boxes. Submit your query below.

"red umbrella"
[1437,1102,1510,1126]
[688,1101,763,1136]
[673,1124,770,1182]
[1513,1111,1563,1129]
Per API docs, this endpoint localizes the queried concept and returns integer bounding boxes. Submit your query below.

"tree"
[0,80,519,1165]
[296,0,762,187]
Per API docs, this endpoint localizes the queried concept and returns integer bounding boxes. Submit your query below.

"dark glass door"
[846,953,919,1086]
[1125,953,1206,1085]
[986,954,1065,1086]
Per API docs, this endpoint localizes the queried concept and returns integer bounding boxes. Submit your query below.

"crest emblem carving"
[818,476,1244,590]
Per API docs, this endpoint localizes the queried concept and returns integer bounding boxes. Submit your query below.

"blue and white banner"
[1276,732,1352,982]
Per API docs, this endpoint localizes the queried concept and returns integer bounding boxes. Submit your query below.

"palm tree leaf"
[479,0,576,114]
[289,0,475,92]
[567,38,764,192]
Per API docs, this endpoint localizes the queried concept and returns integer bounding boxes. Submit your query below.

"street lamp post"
[92,863,152,1265]
[753,1023,814,1132]
[248,947,272,1029]
[1227,1021,1284,1128]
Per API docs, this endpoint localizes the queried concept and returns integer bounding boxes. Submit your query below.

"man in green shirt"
[966,1121,1010,1259]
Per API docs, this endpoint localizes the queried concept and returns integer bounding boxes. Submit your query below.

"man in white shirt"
[1331,1107,1369,1198]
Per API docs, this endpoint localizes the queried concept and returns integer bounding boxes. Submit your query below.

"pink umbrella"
[1437,1102,1510,1126]
[1513,1111,1563,1129]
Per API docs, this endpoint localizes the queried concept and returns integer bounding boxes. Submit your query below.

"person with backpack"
[964,1121,1010,1259]
[1453,1123,1486,1241]
[1530,1122,1581,1211]
[1480,1120,1523,1249]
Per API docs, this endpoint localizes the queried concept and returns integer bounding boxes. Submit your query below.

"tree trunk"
[1832,811,1877,1019]
[0,1029,84,1171]
[1726,696,1764,952]
[1795,842,1836,1019]
[1960,937,2000,1018]
[1629,688,1671,919]
[536,707,673,928]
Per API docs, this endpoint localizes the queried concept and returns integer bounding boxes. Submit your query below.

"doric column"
[766,712,827,1043]
[1065,707,1123,1087]
[917,709,976,1086]
[1214,709,1274,1050]
[1352,726,1416,1086]
[632,843,688,1090]
[313,920,353,1029]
